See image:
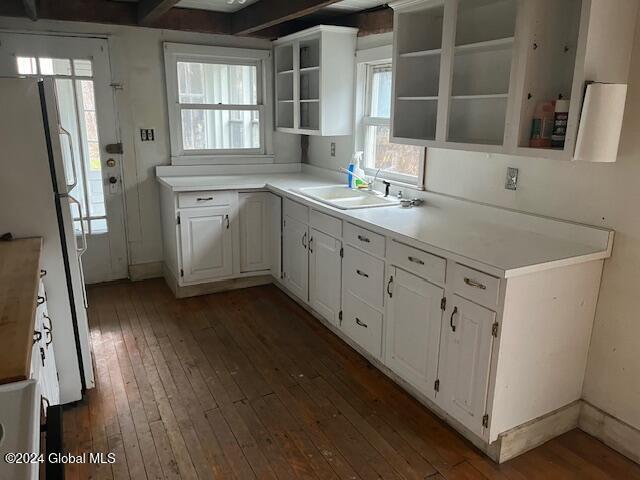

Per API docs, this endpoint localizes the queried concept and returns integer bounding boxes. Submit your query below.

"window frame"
[354,46,426,188]
[164,43,274,164]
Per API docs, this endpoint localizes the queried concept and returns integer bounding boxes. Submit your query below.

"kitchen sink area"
[293,185,400,210]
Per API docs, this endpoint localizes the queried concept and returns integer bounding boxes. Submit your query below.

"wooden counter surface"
[0,238,43,385]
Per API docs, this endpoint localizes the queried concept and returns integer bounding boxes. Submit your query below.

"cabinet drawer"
[344,222,385,257]
[342,291,383,359]
[284,198,309,224]
[453,264,500,309]
[178,191,235,209]
[310,209,342,238]
[388,241,446,285]
[343,245,384,309]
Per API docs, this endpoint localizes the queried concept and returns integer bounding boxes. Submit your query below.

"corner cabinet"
[273,25,358,136]
[390,0,639,160]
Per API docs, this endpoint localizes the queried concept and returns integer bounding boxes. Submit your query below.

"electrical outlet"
[505,167,519,191]
[140,128,155,141]
[330,142,336,157]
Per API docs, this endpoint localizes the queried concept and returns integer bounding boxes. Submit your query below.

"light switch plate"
[505,167,519,190]
[330,142,336,157]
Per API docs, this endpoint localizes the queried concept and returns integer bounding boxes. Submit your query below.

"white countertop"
[157,172,613,278]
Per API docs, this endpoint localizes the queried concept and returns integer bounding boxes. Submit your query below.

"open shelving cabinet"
[273,25,358,136]
[390,0,638,160]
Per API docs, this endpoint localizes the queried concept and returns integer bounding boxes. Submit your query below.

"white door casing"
[309,228,342,326]
[385,268,444,401]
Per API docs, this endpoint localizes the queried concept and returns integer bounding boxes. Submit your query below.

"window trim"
[164,43,274,164]
[354,46,426,188]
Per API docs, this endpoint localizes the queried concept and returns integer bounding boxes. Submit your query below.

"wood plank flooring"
[62,279,640,479]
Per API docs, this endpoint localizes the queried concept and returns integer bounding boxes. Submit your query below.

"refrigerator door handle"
[59,126,78,192]
[67,194,88,256]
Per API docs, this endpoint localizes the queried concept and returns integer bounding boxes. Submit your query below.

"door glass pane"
[177,61,257,105]
[181,109,260,150]
[39,58,72,76]
[73,59,93,77]
[17,56,37,75]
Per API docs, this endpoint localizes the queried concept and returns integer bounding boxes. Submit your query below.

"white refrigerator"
[0,77,94,404]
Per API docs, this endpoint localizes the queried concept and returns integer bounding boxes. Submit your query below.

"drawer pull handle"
[196,197,213,202]
[225,214,230,229]
[36,296,45,306]
[408,256,425,265]
[464,277,487,290]
[40,269,47,278]
[40,346,46,367]
[356,269,369,278]
[450,306,458,332]
[33,330,42,345]
[309,236,314,254]
[355,318,368,328]
[387,275,394,298]
[357,235,370,243]
[43,314,53,347]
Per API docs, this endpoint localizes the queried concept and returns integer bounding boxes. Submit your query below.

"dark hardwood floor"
[62,279,640,479]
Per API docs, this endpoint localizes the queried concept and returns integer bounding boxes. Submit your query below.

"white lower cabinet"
[309,228,342,326]
[282,214,309,300]
[385,268,443,401]
[342,291,384,359]
[438,294,496,437]
[180,206,233,282]
[239,192,272,273]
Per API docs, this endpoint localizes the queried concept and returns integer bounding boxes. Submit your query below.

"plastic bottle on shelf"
[529,100,556,148]
[551,98,570,149]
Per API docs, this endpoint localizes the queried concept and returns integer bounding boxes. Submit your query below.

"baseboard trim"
[579,401,640,464]
[129,261,163,281]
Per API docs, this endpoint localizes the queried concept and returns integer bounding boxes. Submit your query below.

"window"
[356,54,426,186]
[164,43,273,162]
[16,56,108,234]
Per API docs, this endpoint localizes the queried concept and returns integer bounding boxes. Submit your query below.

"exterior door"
[180,207,233,283]
[0,33,128,284]
[309,228,342,326]
[239,192,271,273]
[385,268,443,400]
[282,215,308,300]
[439,294,496,437]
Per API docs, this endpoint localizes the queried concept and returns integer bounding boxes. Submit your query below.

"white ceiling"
[176,0,260,13]
[175,0,387,13]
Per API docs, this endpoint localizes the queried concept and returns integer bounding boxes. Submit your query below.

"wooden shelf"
[451,94,509,100]
[278,99,294,103]
[300,66,320,72]
[455,36,514,54]
[277,69,294,75]
[397,96,438,101]
[300,98,319,103]
[399,48,442,58]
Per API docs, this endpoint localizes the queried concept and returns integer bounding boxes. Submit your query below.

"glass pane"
[73,59,93,77]
[177,61,257,105]
[365,125,422,177]
[16,56,37,75]
[76,80,106,219]
[39,58,72,76]
[181,109,260,150]
[55,78,85,200]
[370,65,392,118]
[91,219,108,233]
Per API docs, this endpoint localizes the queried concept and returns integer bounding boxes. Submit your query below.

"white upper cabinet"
[390,0,638,161]
[273,25,358,136]
[180,206,234,283]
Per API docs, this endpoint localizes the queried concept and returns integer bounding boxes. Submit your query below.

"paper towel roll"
[574,83,627,163]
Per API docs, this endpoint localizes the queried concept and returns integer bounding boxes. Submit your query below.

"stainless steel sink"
[294,185,400,210]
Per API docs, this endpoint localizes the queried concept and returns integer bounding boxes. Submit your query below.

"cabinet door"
[180,206,233,283]
[385,268,443,401]
[438,295,496,437]
[282,215,308,301]
[239,192,271,273]
[309,228,341,326]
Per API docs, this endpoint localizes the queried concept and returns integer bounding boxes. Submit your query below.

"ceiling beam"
[0,0,231,35]
[231,0,342,35]
[138,0,181,25]
[22,0,37,21]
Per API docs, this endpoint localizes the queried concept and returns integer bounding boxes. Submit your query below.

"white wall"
[0,16,300,271]
[306,22,640,433]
